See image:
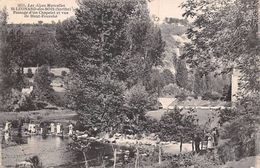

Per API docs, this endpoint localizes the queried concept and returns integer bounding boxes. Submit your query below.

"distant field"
[0,109,77,126]
[146,108,219,127]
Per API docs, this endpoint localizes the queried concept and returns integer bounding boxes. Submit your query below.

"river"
[2,135,117,167]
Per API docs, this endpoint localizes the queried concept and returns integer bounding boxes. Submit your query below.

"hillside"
[159,19,190,73]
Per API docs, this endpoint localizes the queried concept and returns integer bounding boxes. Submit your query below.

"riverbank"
[0,109,77,125]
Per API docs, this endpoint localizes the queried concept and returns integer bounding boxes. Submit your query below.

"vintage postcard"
[0,0,259,167]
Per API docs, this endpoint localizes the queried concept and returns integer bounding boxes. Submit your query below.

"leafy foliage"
[219,93,260,161]
[58,0,164,132]
[161,69,175,86]
[125,84,149,122]
[159,108,198,152]
[181,0,259,92]
[162,83,181,97]
[202,91,221,101]
[31,65,54,102]
[146,69,165,96]
[175,90,188,101]
[176,59,188,90]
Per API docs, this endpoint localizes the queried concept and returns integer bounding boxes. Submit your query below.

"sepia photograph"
[0,0,259,167]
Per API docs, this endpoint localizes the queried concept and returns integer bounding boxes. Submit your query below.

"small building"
[158,98,177,110]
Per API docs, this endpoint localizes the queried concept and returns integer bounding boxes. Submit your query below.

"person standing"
[207,134,214,151]
[212,127,219,146]
[194,134,201,153]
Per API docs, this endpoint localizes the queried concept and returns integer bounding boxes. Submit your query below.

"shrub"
[221,84,231,101]
[202,91,221,101]
[61,70,67,77]
[189,153,221,168]
[15,95,36,111]
[175,91,188,101]
[4,89,22,111]
[162,83,181,97]
[218,108,236,126]
[33,101,48,110]
[220,116,257,160]
[52,92,67,107]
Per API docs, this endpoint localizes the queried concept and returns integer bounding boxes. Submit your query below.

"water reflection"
[2,136,78,167]
[2,135,134,167]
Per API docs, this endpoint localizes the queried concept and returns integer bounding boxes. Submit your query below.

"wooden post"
[192,140,194,152]
[135,144,139,168]
[113,148,117,168]
[180,137,183,153]
[0,129,2,167]
[159,143,162,165]
[82,151,88,168]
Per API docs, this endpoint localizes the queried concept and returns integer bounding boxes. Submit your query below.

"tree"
[0,8,17,109]
[220,94,260,160]
[159,108,198,152]
[176,59,188,89]
[146,69,165,96]
[161,69,175,86]
[31,65,54,102]
[162,83,181,97]
[193,69,203,97]
[58,0,164,132]
[181,0,259,93]
[181,0,259,163]
[124,84,150,126]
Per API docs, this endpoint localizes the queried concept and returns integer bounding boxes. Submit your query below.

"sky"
[0,0,186,24]
[148,0,186,23]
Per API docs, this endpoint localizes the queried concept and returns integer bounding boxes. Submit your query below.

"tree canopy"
[181,0,259,92]
[59,0,165,132]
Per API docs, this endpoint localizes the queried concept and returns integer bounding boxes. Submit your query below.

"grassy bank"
[0,109,77,126]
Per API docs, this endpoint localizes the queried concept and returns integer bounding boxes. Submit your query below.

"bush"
[218,108,236,126]
[162,83,181,97]
[189,153,221,168]
[202,91,221,101]
[221,84,231,101]
[52,92,67,107]
[217,141,239,164]
[220,116,257,160]
[61,70,67,77]
[33,101,48,110]
[175,91,188,101]
[15,95,36,111]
